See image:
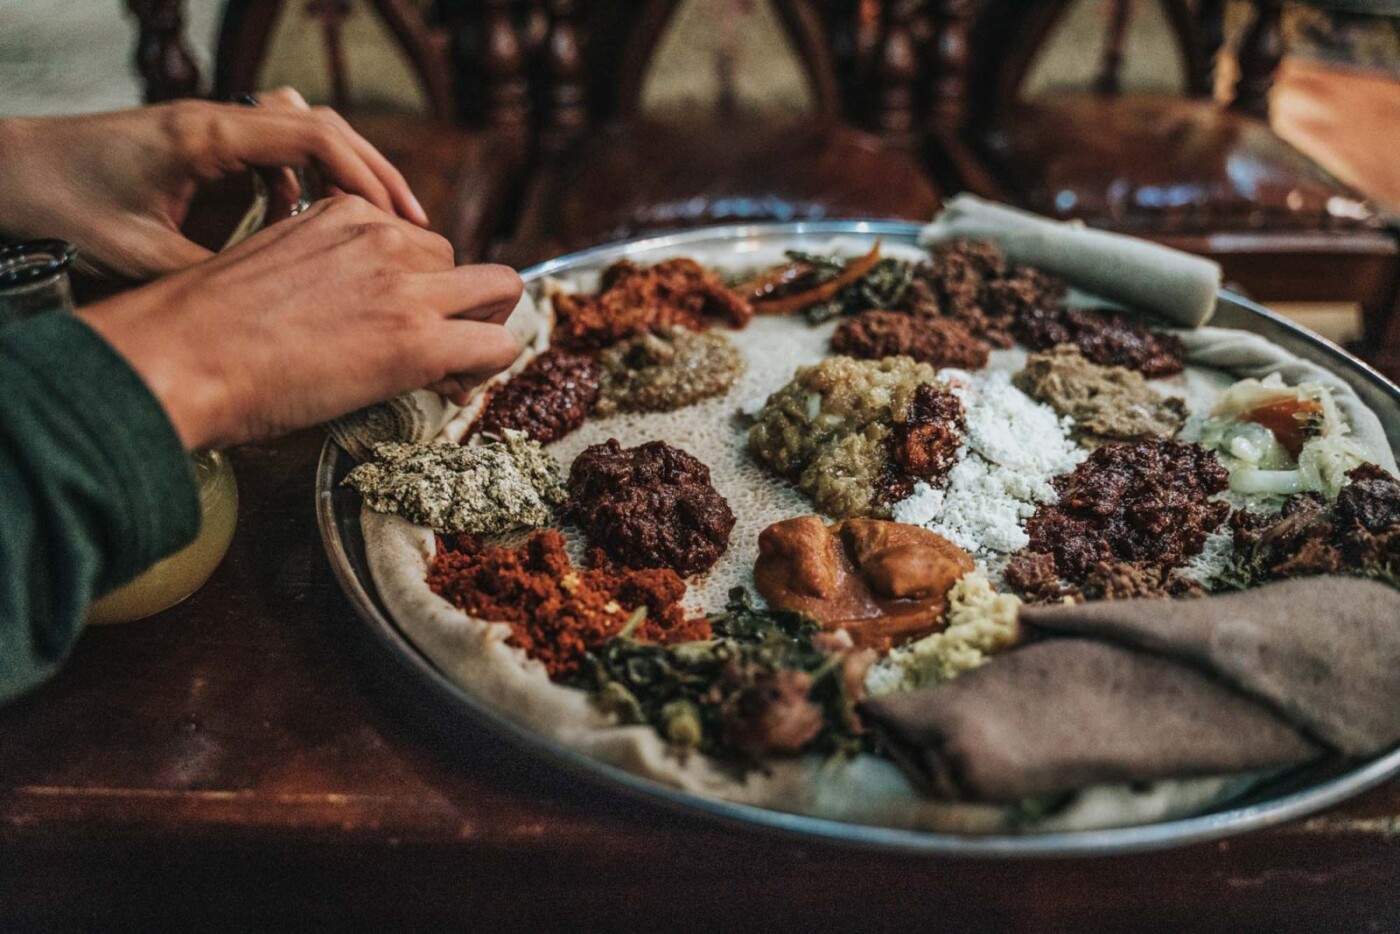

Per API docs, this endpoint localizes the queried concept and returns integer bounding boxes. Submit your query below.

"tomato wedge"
[1240,397,1324,459]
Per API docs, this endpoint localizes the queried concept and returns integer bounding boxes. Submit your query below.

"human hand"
[78,195,522,450]
[0,89,428,280]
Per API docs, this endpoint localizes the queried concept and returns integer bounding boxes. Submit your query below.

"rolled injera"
[919,195,1223,328]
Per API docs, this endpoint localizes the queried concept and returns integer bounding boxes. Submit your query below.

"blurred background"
[3,0,1399,366]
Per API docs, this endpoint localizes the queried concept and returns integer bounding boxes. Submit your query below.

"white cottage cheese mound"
[892,369,1086,557]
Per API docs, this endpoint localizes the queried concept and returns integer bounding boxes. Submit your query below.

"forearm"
[0,117,51,242]
[0,314,199,703]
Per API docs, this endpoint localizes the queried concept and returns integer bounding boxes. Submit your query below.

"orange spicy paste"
[551,258,753,351]
[426,530,710,680]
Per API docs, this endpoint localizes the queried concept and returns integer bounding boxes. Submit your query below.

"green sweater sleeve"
[0,313,200,703]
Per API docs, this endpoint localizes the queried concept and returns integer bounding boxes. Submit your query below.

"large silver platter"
[316,221,1400,855]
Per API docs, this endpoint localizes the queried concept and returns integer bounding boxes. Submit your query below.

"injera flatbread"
[358,238,1392,833]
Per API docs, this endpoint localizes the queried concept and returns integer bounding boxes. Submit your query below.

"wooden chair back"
[527,0,926,149]
[130,0,934,151]
[140,0,530,136]
[211,0,455,120]
[952,0,1282,138]
[129,0,203,102]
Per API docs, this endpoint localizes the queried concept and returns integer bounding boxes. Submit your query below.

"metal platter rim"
[315,219,1400,857]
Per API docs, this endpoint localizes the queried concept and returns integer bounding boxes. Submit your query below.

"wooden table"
[3,432,1400,931]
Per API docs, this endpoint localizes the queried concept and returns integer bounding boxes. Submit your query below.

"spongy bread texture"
[361,241,1330,833]
[548,313,838,611]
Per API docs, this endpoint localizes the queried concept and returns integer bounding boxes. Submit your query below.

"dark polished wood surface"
[3,430,1400,930]
[19,2,1396,924]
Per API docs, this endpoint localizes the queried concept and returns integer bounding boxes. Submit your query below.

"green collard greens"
[782,252,918,324]
[580,589,867,763]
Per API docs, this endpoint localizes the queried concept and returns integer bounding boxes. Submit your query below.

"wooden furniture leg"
[128,0,201,102]
[1367,253,1400,383]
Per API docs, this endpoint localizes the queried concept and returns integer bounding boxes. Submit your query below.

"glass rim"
[0,239,78,288]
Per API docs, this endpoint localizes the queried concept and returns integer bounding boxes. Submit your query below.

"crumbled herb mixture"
[345,431,565,535]
[581,589,870,762]
[595,326,745,416]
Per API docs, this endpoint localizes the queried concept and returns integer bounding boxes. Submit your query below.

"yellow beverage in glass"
[88,450,238,624]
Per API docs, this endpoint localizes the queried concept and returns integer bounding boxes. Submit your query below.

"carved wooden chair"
[128,0,534,261]
[499,0,943,266]
[929,0,1400,371]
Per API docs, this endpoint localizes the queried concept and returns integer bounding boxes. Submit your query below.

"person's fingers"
[423,319,522,396]
[427,373,475,403]
[445,292,518,328]
[204,194,439,288]
[406,263,524,319]
[277,117,397,214]
[250,93,315,214]
[220,192,425,268]
[279,210,452,274]
[432,321,523,375]
[310,107,428,226]
[88,218,215,278]
[242,96,426,225]
[264,165,304,220]
[254,86,310,112]
[199,107,397,214]
[343,213,454,269]
[186,198,370,286]
[429,375,489,406]
[202,190,347,265]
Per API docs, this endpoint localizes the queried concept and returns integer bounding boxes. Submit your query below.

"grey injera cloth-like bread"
[1027,577,1400,754]
[920,195,1223,328]
[861,639,1319,802]
[861,577,1400,802]
[324,390,462,463]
